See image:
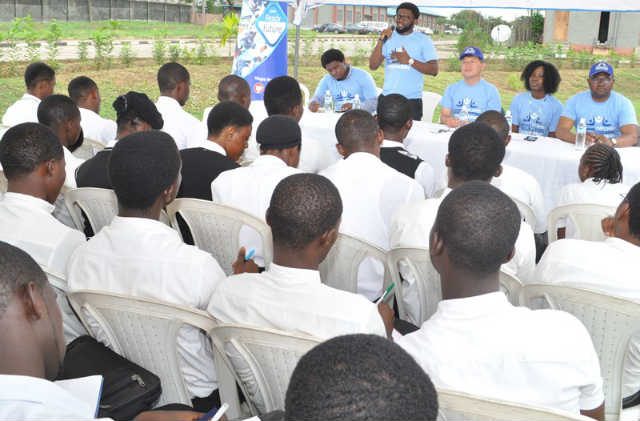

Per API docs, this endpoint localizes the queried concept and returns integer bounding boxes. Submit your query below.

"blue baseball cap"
[589,61,614,78]
[459,46,484,61]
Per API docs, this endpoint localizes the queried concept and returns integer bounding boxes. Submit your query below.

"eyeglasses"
[396,13,413,20]
[590,76,612,83]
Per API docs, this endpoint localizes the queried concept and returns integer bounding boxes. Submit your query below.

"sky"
[435,7,532,19]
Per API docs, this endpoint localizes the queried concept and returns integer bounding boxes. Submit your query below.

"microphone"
[381,25,395,43]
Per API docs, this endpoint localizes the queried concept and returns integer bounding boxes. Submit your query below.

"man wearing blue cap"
[440,46,502,128]
[557,61,638,147]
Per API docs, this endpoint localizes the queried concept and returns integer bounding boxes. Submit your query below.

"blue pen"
[244,248,256,261]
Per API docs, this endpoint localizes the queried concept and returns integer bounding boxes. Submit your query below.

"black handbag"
[58,335,162,421]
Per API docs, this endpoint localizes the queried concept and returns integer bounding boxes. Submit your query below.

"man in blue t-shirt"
[368,2,438,121]
[440,46,501,128]
[309,49,379,113]
[557,61,638,147]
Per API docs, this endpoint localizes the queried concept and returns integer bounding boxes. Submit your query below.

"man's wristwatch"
[610,137,618,146]
[408,57,415,67]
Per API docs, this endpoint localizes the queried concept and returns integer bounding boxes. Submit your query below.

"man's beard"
[396,23,413,34]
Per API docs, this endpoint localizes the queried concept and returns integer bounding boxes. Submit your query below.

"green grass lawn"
[1,57,638,123]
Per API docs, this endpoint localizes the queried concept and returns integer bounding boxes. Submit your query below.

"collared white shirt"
[79,107,117,146]
[0,375,104,420]
[67,216,225,398]
[64,146,84,189]
[397,292,604,414]
[201,139,227,156]
[155,96,207,150]
[492,164,546,233]
[1,93,40,127]
[381,139,437,197]
[211,154,300,265]
[536,237,640,398]
[0,192,86,342]
[320,152,425,299]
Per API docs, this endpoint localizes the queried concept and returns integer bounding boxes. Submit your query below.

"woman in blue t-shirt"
[509,60,563,137]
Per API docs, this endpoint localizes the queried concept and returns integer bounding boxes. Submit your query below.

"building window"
[346,9,352,23]
[337,7,343,24]
[597,12,610,44]
[356,11,362,22]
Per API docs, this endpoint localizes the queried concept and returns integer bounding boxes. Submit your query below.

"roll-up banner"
[232,0,289,100]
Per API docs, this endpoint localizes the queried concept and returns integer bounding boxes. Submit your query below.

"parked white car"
[415,25,434,35]
[359,21,389,33]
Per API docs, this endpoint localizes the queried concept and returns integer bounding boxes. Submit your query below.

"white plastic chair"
[44,268,87,343]
[499,270,523,306]
[68,290,217,407]
[547,203,616,243]
[509,195,537,231]
[64,187,118,234]
[521,284,640,420]
[0,170,7,194]
[166,198,273,275]
[299,82,310,106]
[202,106,213,123]
[319,233,392,298]
[72,137,105,160]
[208,323,321,415]
[437,388,594,421]
[422,91,442,123]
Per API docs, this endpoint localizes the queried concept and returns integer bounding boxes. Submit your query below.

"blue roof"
[386,6,444,17]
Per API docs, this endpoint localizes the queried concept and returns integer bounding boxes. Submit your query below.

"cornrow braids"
[583,143,623,184]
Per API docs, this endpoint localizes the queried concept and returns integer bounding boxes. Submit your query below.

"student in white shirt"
[0,241,203,420]
[68,76,117,145]
[478,110,546,234]
[537,182,640,405]
[377,93,436,197]
[211,115,302,265]
[285,334,439,421]
[2,62,55,127]
[396,181,605,419]
[67,131,227,410]
[320,110,425,300]
[0,123,85,342]
[155,62,207,150]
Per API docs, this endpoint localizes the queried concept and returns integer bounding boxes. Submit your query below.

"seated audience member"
[68,131,226,410]
[556,61,638,147]
[309,48,378,113]
[397,181,605,419]
[377,93,436,196]
[440,47,501,128]
[478,110,546,234]
[320,110,424,300]
[285,334,439,421]
[217,74,251,109]
[0,242,203,420]
[0,123,85,341]
[390,123,536,323]
[2,62,55,127]
[509,60,563,137]
[155,62,206,150]
[68,76,117,145]
[178,101,251,200]
[37,94,84,189]
[76,91,163,190]
[537,182,640,408]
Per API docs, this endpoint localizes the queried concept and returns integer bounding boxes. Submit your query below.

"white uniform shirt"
[320,152,425,299]
[79,107,117,146]
[0,375,104,420]
[211,154,300,265]
[155,96,207,150]
[67,216,226,398]
[536,237,640,398]
[381,139,437,197]
[0,192,86,342]
[64,146,84,189]
[201,139,227,156]
[397,292,604,414]
[492,164,546,233]
[1,93,40,127]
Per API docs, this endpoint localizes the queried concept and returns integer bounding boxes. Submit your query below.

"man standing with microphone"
[369,2,438,121]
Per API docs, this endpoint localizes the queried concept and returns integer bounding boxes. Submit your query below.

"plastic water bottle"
[460,106,470,123]
[575,117,587,150]
[505,110,513,134]
[324,90,334,113]
[353,94,361,110]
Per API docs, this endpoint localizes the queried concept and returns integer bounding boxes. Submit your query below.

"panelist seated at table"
[556,61,638,147]
[440,46,501,128]
[308,49,378,114]
[509,60,563,137]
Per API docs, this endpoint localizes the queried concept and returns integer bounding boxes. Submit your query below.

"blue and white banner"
[232,0,289,100]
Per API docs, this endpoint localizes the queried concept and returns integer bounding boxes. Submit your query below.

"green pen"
[375,282,396,304]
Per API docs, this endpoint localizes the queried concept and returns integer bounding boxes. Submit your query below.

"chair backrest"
[387,247,441,325]
[437,388,593,421]
[72,138,105,160]
[319,233,392,297]
[499,270,523,306]
[509,195,537,230]
[166,198,273,275]
[64,187,118,234]
[68,290,217,407]
[0,170,7,194]
[299,82,310,106]
[421,91,443,123]
[208,323,320,415]
[202,106,213,123]
[547,203,615,242]
[521,284,640,420]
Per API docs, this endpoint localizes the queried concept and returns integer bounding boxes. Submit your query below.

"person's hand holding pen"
[232,247,259,274]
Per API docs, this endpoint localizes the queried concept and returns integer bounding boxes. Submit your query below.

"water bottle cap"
[579,117,586,123]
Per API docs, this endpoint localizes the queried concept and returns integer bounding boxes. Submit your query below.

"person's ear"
[444,153,451,168]
[376,128,384,145]
[162,177,180,205]
[221,126,235,142]
[319,225,339,249]
[20,282,47,321]
[494,164,503,178]
[265,207,272,227]
[505,134,511,146]
[336,143,347,158]
[502,248,516,264]
[429,228,444,257]
[405,119,413,131]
